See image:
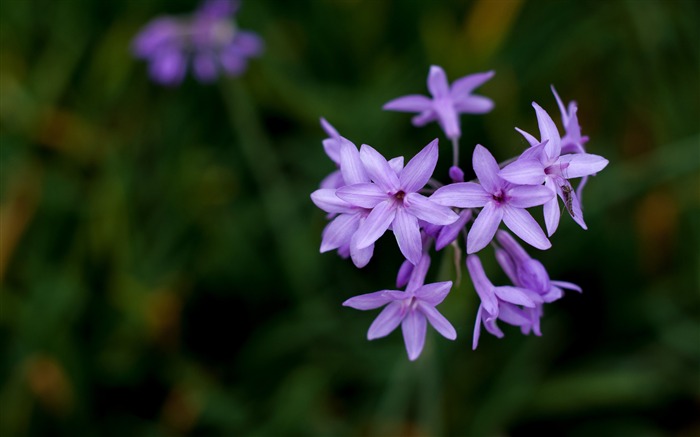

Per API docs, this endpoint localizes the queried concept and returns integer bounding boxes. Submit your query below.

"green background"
[1,0,698,435]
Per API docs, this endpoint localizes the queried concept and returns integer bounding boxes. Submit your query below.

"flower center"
[492,189,505,203]
[394,191,406,201]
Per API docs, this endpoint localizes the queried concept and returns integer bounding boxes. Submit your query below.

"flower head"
[132,0,263,85]
[343,255,456,360]
[383,66,495,141]
[335,140,459,265]
[498,100,608,235]
[431,144,553,254]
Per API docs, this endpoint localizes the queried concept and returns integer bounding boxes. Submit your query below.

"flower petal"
[393,208,422,265]
[401,310,427,360]
[507,185,555,208]
[396,259,414,288]
[551,280,582,293]
[412,110,437,127]
[414,281,452,306]
[310,188,355,214]
[427,65,449,98]
[558,153,609,179]
[472,144,502,194]
[354,200,396,249]
[399,139,439,192]
[435,209,472,250]
[406,254,431,291]
[450,70,495,99]
[502,206,551,250]
[467,202,503,254]
[466,254,499,316]
[532,102,561,159]
[434,100,461,139]
[336,183,387,209]
[383,94,432,112]
[551,85,569,126]
[418,302,456,340]
[405,193,459,225]
[499,159,546,185]
[563,185,587,230]
[515,127,540,147]
[543,179,561,236]
[498,303,531,326]
[453,96,494,114]
[320,117,340,140]
[360,144,400,192]
[350,231,374,268]
[430,182,490,208]
[494,286,536,308]
[388,156,404,174]
[320,213,360,252]
[472,305,484,350]
[368,301,405,339]
[339,140,367,185]
[343,290,393,310]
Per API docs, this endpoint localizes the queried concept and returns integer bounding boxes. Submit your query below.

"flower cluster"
[312,65,608,360]
[132,0,263,85]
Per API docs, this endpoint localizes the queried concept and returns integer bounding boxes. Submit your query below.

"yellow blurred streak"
[0,164,42,284]
[24,355,74,416]
[144,289,183,350]
[464,0,524,60]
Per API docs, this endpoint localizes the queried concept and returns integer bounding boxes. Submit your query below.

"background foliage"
[1,0,698,435]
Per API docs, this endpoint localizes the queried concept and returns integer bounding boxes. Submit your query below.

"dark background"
[1,0,698,435]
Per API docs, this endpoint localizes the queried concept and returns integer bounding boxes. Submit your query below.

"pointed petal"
[430,182,490,208]
[450,70,495,99]
[434,100,461,139]
[311,188,355,214]
[494,286,536,308]
[388,156,404,174]
[565,188,587,230]
[383,94,432,112]
[393,208,422,265]
[558,153,609,179]
[454,96,494,114]
[401,310,427,360]
[550,85,569,126]
[418,302,456,340]
[396,259,414,288]
[336,183,387,208]
[368,301,405,339]
[498,303,532,326]
[414,281,452,306]
[466,255,499,315]
[322,138,341,164]
[427,65,449,98]
[435,209,472,250]
[495,248,518,285]
[406,254,431,291]
[412,110,436,127]
[405,193,459,225]
[543,179,561,236]
[350,230,374,268]
[319,170,344,189]
[502,206,551,250]
[359,144,400,192]
[532,102,561,159]
[343,290,393,310]
[551,280,582,293]
[515,127,540,147]
[320,213,360,252]
[519,141,547,161]
[467,201,503,254]
[354,199,396,249]
[339,140,367,185]
[499,159,546,185]
[507,185,555,208]
[472,144,502,193]
[400,139,439,192]
[472,305,483,350]
[320,117,340,140]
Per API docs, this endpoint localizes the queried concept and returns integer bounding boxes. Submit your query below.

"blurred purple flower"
[498,102,608,235]
[335,140,459,265]
[383,66,495,140]
[430,144,553,254]
[132,0,263,85]
[343,255,456,361]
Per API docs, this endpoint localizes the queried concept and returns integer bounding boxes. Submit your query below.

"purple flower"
[318,118,349,189]
[383,66,495,141]
[343,255,456,361]
[132,0,263,85]
[498,102,608,235]
[335,140,459,265]
[551,86,589,155]
[430,144,554,254]
[466,254,543,349]
[494,230,581,335]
